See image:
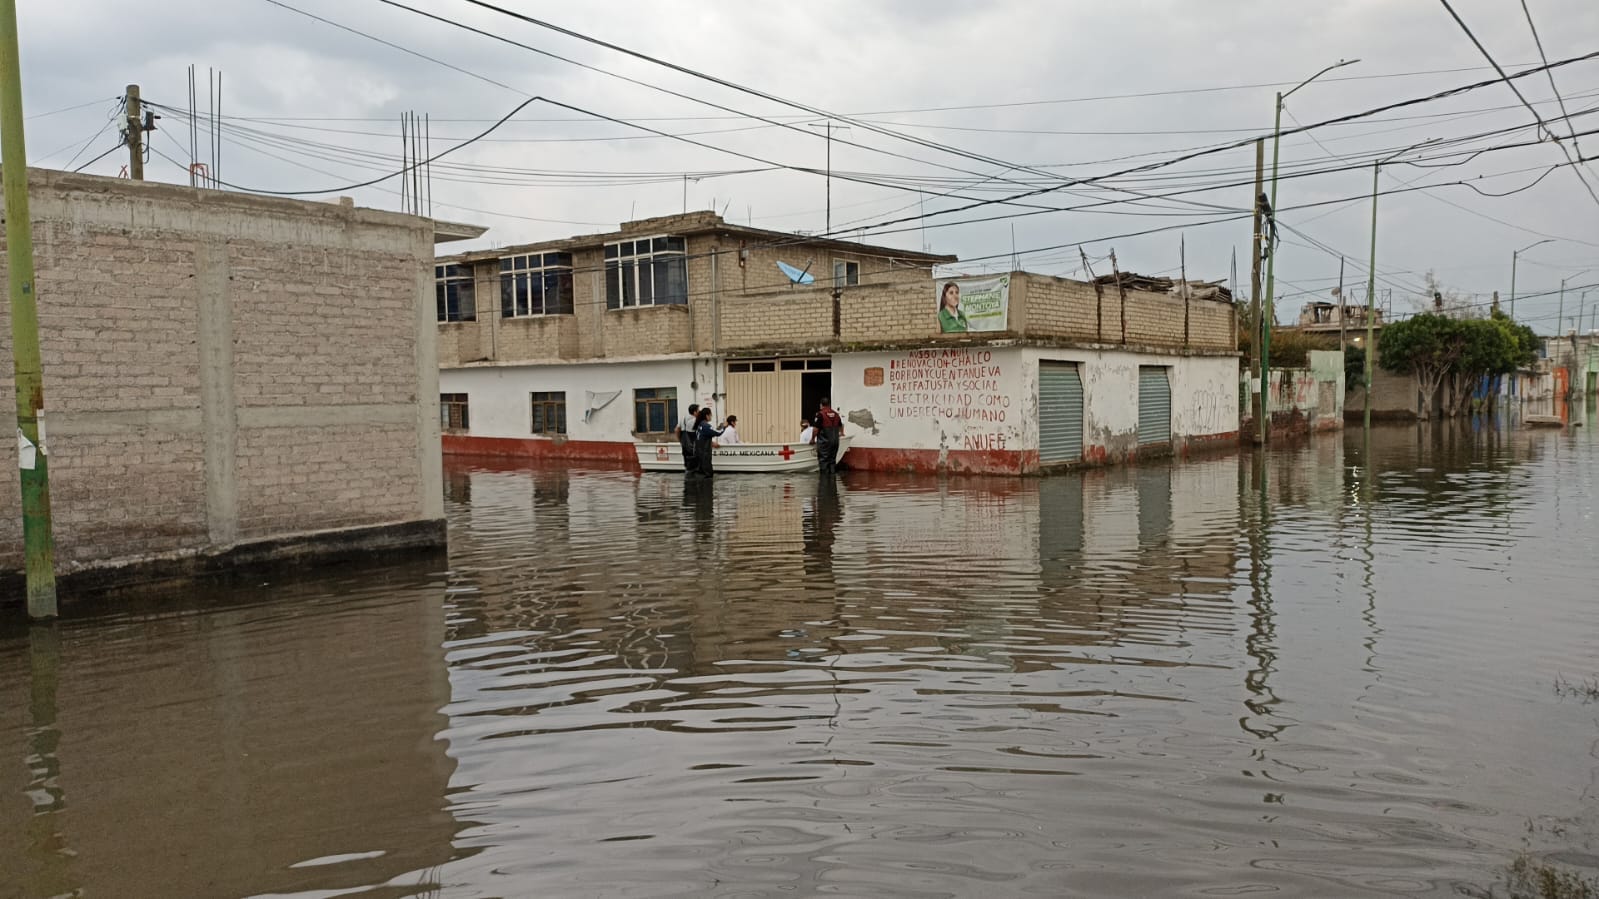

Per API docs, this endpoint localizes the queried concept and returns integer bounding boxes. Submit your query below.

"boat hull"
[635,437,852,473]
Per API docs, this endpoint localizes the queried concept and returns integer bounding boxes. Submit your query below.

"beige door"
[724,369,802,444]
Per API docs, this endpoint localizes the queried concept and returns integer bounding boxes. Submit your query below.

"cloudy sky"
[14,0,1599,333]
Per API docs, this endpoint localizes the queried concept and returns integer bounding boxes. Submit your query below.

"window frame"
[605,235,688,309]
[500,252,575,318]
[632,387,679,437]
[440,393,470,431]
[833,259,860,288]
[530,391,568,436]
[435,263,477,323]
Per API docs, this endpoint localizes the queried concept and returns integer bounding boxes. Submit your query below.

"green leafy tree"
[1378,313,1463,420]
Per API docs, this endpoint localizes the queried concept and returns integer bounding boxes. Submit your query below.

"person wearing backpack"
[812,398,844,474]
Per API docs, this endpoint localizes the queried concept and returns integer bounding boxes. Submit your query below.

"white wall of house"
[833,345,1238,457]
[439,356,719,442]
[833,346,1031,455]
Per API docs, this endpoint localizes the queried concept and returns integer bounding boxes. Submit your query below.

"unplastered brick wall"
[0,169,440,575]
[1016,273,1117,342]
[719,291,833,349]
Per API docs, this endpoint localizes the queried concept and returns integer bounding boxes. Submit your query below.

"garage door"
[1137,366,1171,445]
[1039,362,1084,464]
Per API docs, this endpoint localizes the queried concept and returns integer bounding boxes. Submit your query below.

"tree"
[1378,313,1463,420]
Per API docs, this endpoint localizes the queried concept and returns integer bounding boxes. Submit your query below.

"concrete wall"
[436,357,719,463]
[1346,365,1423,420]
[833,346,1238,474]
[1246,350,1345,434]
[1012,272,1235,352]
[0,169,444,583]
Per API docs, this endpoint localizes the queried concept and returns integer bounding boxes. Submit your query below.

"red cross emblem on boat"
[778,445,795,460]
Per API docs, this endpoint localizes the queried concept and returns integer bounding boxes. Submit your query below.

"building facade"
[1,169,477,591]
[436,212,1240,475]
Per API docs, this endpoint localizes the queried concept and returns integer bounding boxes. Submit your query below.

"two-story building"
[435,212,1240,475]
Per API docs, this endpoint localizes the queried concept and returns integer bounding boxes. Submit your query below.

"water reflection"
[2,420,1597,897]
[0,560,459,899]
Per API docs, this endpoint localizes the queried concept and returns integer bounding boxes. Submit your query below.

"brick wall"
[0,169,442,576]
[1015,272,1234,352]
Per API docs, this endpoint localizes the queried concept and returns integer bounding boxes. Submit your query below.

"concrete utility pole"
[125,84,143,180]
[1,0,59,617]
[1262,59,1358,443]
[1337,255,1346,353]
[1363,160,1380,433]
[1509,239,1553,320]
[1249,138,1264,443]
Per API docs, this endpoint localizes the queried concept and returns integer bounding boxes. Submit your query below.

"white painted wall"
[1025,348,1238,449]
[439,357,720,442]
[833,346,1030,454]
[833,346,1239,456]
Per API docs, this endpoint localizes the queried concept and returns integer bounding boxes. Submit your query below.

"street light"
[1509,238,1554,320]
[1260,58,1359,444]
[1559,270,1589,339]
[1362,138,1439,431]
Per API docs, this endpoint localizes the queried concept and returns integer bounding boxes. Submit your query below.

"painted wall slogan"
[887,349,1012,449]
[936,274,1009,333]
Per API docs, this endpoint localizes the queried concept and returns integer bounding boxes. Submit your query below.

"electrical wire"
[1436,0,1599,210]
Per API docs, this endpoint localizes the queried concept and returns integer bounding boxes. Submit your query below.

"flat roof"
[441,211,956,265]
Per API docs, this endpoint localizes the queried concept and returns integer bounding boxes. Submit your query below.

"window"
[633,387,678,436]
[531,391,567,435]
[440,393,470,430]
[605,236,687,309]
[436,264,476,322]
[833,259,860,288]
[501,252,574,317]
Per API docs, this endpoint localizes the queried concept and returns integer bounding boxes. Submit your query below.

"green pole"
[1259,92,1283,445]
[0,0,59,619]
[1508,250,1519,321]
[1363,160,1380,433]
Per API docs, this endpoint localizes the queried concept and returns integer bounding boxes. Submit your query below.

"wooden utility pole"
[1109,249,1127,344]
[1249,138,1265,443]
[2,0,59,617]
[125,84,144,180]
[1181,234,1190,347]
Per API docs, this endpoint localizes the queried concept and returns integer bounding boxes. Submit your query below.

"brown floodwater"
[3,410,1598,898]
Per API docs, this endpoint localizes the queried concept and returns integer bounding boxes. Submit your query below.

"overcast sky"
[14,0,1599,333]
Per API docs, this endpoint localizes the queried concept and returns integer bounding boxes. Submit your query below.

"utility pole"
[807,121,849,236]
[1,0,59,617]
[1508,239,1554,321]
[1364,160,1380,432]
[1249,138,1265,444]
[1337,255,1346,353]
[125,84,144,180]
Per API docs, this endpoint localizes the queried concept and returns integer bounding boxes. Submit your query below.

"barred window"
[440,393,470,430]
[633,387,678,436]
[531,391,567,435]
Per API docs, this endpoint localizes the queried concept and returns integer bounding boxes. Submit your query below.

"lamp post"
[1509,239,1554,320]
[1261,59,1358,443]
[1362,139,1437,431]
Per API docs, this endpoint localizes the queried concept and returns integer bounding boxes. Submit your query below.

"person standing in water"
[812,398,843,474]
[692,407,726,478]
[676,403,700,472]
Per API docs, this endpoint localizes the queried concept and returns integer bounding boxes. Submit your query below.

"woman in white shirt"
[720,415,742,445]
[798,418,815,445]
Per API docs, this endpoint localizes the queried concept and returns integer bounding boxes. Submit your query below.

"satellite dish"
[776,260,815,285]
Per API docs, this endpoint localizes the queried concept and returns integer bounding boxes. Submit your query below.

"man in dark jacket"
[812,398,844,473]
[676,403,700,472]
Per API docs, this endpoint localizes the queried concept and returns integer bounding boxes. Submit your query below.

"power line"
[1435,0,1599,210]
[1517,0,1591,171]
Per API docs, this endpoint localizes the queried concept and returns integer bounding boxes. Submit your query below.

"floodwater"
[3,411,1598,898]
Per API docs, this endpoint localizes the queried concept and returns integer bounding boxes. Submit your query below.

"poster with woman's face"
[936,275,1009,334]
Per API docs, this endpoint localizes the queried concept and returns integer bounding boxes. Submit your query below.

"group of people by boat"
[673,398,845,478]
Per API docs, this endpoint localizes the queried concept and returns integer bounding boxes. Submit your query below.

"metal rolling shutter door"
[1039,362,1084,463]
[1137,366,1171,445]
